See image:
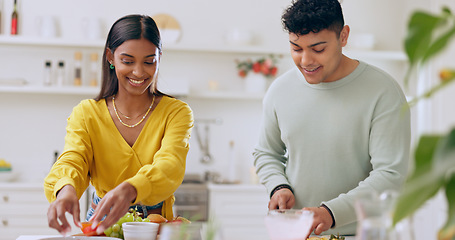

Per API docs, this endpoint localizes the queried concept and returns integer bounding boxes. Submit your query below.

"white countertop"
[16,236,57,240]
[17,235,356,240]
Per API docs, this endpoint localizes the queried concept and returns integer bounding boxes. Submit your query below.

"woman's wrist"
[56,184,76,198]
[119,182,138,203]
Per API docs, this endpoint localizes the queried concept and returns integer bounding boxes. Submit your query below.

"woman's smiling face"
[108,37,160,96]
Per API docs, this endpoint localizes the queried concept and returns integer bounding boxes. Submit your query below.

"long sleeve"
[44,101,93,201]
[253,62,411,235]
[44,97,193,221]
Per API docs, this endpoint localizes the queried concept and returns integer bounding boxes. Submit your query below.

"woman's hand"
[47,185,81,235]
[90,182,137,235]
[268,188,295,210]
[302,206,334,238]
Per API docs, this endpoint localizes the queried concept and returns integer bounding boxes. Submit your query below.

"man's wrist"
[320,204,335,228]
[270,184,293,198]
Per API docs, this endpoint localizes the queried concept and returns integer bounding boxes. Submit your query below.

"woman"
[44,14,193,235]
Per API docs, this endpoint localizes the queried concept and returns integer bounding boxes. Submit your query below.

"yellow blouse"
[44,96,193,220]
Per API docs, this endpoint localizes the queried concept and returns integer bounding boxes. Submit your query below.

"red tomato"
[81,222,99,236]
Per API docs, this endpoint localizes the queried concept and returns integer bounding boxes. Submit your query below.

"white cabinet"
[208,184,270,240]
[0,183,88,240]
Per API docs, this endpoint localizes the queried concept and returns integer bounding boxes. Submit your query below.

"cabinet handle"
[2,196,8,202]
[2,219,7,226]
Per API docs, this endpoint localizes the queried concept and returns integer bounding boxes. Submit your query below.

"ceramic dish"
[0,171,19,182]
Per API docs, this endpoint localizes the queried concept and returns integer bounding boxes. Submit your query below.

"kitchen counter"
[207,183,267,191]
[16,235,356,240]
[16,236,56,240]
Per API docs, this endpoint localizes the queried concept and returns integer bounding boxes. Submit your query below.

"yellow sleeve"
[126,99,193,206]
[44,101,92,202]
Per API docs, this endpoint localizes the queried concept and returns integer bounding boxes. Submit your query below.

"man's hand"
[268,188,295,210]
[47,185,81,235]
[89,182,137,235]
[302,206,334,237]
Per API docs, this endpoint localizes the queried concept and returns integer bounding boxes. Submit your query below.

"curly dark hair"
[282,0,344,36]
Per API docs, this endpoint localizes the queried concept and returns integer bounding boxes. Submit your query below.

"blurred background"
[0,0,454,239]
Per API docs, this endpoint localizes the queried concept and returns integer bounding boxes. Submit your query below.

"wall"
[0,0,412,183]
[2,0,452,239]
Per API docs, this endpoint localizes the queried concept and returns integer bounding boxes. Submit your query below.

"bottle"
[43,60,52,86]
[89,52,98,87]
[227,140,238,183]
[0,0,3,34]
[11,0,18,35]
[74,51,82,86]
[56,61,65,86]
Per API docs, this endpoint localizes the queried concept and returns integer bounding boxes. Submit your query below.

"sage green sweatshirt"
[253,61,411,235]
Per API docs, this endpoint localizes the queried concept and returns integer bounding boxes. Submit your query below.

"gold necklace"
[117,108,132,119]
[112,95,155,128]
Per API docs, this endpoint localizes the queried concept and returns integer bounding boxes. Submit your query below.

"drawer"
[0,202,50,216]
[0,214,85,238]
[0,227,57,240]
[0,189,48,204]
[1,214,50,228]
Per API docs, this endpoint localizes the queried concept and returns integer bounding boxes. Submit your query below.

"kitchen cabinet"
[208,184,270,240]
[0,183,88,240]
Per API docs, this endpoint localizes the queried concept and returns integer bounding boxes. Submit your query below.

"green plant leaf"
[422,25,455,63]
[438,175,455,240]
[407,135,441,181]
[407,76,455,107]
[393,170,444,225]
[403,8,454,87]
[392,135,445,225]
[393,129,455,226]
[405,11,441,66]
[432,128,455,176]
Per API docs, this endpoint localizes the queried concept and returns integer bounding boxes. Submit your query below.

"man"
[253,0,410,236]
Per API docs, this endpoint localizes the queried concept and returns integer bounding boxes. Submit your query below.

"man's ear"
[340,25,350,47]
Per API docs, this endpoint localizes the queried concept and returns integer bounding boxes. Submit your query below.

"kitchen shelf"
[0,85,266,100]
[0,35,287,54]
[0,35,106,48]
[188,90,264,100]
[0,85,100,95]
[344,49,407,61]
[0,35,408,59]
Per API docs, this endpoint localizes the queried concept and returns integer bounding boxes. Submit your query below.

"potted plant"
[392,6,455,240]
[235,55,281,93]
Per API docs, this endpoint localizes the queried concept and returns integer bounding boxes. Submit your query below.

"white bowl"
[122,222,159,240]
[0,171,19,182]
[265,209,314,240]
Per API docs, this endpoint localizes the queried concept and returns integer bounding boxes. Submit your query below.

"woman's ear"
[105,48,114,64]
[340,25,350,47]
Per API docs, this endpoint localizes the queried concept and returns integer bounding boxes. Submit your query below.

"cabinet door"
[209,186,270,240]
[0,185,89,239]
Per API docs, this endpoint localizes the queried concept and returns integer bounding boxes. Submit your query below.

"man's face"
[289,26,349,84]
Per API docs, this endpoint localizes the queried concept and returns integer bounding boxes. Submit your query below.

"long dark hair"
[95,14,164,101]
